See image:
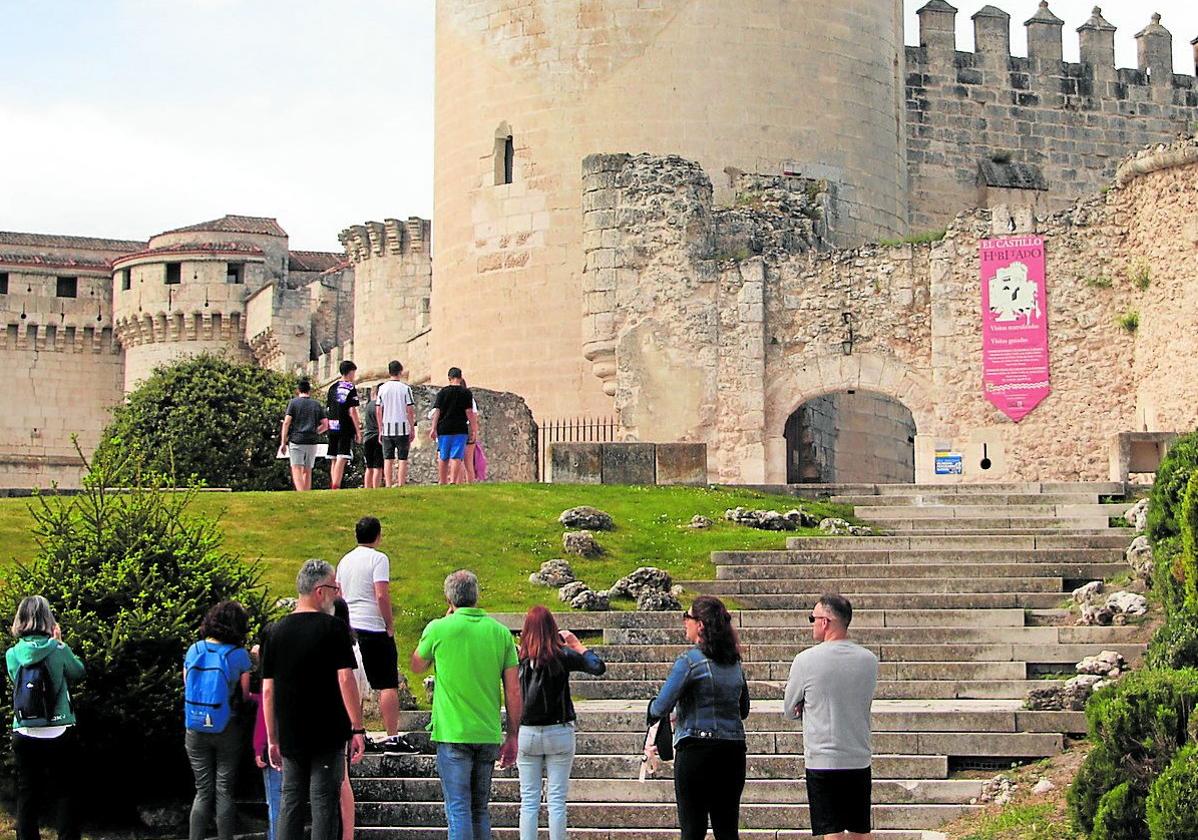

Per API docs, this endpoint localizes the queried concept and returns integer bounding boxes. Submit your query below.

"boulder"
[1062,674,1103,709]
[784,508,820,528]
[558,581,591,603]
[1025,684,1065,711]
[563,530,602,558]
[1078,603,1114,626]
[610,566,673,599]
[1032,779,1056,795]
[818,517,871,536]
[978,775,1016,806]
[1125,498,1149,532]
[1072,581,1104,605]
[1106,591,1148,616]
[529,559,577,587]
[1077,650,1127,678]
[688,515,713,530]
[725,507,795,531]
[1126,536,1153,579]
[559,506,614,531]
[570,589,610,611]
[637,590,682,612]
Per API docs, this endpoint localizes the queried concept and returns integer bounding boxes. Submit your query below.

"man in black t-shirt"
[279,378,328,492]
[428,366,478,485]
[325,360,361,490]
[262,559,366,840]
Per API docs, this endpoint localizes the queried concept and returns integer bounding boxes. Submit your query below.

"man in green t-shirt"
[411,570,521,840]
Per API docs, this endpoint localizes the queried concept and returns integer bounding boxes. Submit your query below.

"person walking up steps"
[326,360,361,490]
[6,596,85,840]
[428,367,477,485]
[648,596,749,840]
[411,570,522,840]
[782,594,878,840]
[183,601,254,840]
[516,606,605,840]
[377,361,417,488]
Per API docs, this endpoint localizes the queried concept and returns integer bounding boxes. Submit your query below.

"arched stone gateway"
[784,391,917,484]
[764,354,935,485]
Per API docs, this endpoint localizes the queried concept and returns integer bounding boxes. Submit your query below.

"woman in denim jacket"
[649,596,749,840]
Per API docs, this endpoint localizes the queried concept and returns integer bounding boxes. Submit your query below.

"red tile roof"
[159,215,288,238]
[0,231,145,252]
[289,251,347,273]
[0,252,114,272]
[111,242,265,267]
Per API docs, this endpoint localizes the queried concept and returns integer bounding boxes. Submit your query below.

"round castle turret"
[111,215,287,390]
[433,0,907,418]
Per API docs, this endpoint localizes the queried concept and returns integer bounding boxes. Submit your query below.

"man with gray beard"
[262,559,367,840]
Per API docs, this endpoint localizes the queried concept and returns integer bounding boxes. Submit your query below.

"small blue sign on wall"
[935,452,963,475]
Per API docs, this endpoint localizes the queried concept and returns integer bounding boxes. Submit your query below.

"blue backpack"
[184,643,236,733]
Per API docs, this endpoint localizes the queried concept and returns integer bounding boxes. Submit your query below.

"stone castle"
[3,2,1198,487]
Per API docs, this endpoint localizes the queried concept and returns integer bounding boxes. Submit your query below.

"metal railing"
[536,416,617,481]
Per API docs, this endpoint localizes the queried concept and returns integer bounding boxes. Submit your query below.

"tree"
[97,354,295,491]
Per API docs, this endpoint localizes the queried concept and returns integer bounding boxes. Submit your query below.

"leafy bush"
[1146,744,1198,839]
[1146,607,1198,670]
[1068,668,1198,835]
[1147,431,1198,545]
[0,452,274,818]
[96,354,296,491]
[1117,310,1139,333]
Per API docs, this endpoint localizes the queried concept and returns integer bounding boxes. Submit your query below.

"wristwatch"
[351,728,367,735]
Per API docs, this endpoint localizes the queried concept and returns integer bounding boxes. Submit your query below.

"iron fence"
[536,416,617,481]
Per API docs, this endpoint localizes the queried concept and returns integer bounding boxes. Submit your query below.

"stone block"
[655,443,707,486]
[549,443,602,484]
[601,443,656,485]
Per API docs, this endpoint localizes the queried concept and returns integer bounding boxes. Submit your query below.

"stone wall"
[787,392,916,484]
[907,5,1198,233]
[580,145,1198,484]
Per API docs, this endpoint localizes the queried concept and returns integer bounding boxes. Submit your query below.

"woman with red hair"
[516,605,606,840]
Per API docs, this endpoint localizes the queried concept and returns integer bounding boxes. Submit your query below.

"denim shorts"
[437,434,468,461]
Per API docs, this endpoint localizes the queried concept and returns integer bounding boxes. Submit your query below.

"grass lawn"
[0,483,849,702]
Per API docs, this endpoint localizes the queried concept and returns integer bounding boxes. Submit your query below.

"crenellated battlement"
[1,322,116,354]
[338,217,430,264]
[912,4,1196,86]
[113,310,244,349]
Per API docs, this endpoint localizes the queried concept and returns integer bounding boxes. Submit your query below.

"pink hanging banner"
[980,236,1050,423]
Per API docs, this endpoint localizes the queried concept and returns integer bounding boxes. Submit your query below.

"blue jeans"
[435,742,501,840]
[262,766,283,840]
[516,724,576,840]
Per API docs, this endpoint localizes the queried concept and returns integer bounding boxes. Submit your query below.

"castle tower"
[111,215,288,391]
[433,0,908,419]
[338,217,433,384]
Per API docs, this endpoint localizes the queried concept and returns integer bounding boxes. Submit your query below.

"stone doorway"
[783,390,916,484]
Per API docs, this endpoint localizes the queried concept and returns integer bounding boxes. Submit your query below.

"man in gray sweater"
[783,594,878,839]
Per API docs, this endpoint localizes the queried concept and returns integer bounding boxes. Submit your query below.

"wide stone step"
[355,801,979,831]
[575,660,1029,682]
[495,608,1035,632]
[873,518,1110,531]
[595,642,1147,668]
[693,590,1068,609]
[832,493,1099,506]
[715,548,1123,565]
[605,625,1147,646]
[712,574,1065,593]
[358,829,932,840]
[874,527,1129,536]
[572,679,1066,702]
[353,753,951,781]
[351,777,985,806]
[784,534,1134,550]
[739,481,1124,497]
[855,504,1129,520]
[711,563,1121,582]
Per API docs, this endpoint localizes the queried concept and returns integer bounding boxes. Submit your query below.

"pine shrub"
[1146,744,1198,840]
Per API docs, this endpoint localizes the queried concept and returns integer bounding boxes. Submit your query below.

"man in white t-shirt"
[336,516,415,753]
[376,360,417,488]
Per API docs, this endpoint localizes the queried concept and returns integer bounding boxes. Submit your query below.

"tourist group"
[279,361,485,492]
[7,516,878,840]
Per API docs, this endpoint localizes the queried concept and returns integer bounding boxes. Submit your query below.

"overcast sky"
[1,1,1195,251]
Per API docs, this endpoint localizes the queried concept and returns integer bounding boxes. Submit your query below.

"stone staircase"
[353,481,1148,839]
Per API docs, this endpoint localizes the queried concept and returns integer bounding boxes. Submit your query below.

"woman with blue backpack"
[183,601,254,840]
[5,595,85,840]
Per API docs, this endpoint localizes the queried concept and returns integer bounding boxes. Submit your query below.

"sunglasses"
[681,611,696,622]
[808,613,829,623]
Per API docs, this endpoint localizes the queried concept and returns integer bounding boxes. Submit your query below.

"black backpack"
[13,661,57,726]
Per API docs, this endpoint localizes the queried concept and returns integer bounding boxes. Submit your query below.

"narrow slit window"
[0,273,8,294]
[165,263,181,285]
[226,263,244,284]
[56,276,77,298]
[494,131,515,186]
[121,269,131,291]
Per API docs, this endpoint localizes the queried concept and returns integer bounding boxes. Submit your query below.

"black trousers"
[13,730,80,840]
[673,738,747,840]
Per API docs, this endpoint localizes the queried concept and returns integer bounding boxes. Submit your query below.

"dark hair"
[388,360,403,376]
[332,597,357,642]
[297,378,312,394]
[448,366,463,380]
[817,593,853,627]
[356,516,381,544]
[518,605,564,672]
[200,600,249,646]
[339,360,357,376]
[690,595,741,665]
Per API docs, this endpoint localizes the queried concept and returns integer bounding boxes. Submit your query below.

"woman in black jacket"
[516,605,606,840]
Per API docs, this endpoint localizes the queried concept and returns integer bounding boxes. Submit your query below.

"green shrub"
[1147,744,1198,839]
[1147,431,1198,545]
[1069,668,1198,835]
[1127,260,1151,291]
[1085,275,1114,289]
[0,452,275,817]
[96,353,296,491]
[1184,471,1198,612]
[1117,310,1140,333]
[1092,782,1147,840]
[1152,536,1187,614]
[1147,607,1198,670]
